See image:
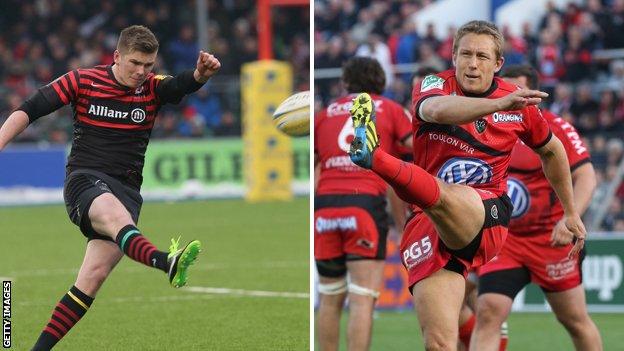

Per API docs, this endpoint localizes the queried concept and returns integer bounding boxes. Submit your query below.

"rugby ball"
[272,91,310,137]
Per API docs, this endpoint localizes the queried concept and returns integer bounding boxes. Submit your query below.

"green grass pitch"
[0,197,309,350]
[315,310,623,350]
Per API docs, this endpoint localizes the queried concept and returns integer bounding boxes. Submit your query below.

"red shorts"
[400,190,511,288]
[478,232,582,292]
[314,194,388,260]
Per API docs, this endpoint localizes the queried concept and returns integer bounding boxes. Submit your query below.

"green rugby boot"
[167,237,202,288]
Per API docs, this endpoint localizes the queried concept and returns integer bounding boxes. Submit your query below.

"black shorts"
[64,169,143,242]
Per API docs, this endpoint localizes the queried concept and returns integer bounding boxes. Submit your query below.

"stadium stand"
[314,0,624,231]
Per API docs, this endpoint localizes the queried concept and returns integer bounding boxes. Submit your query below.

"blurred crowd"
[0,0,310,142]
[314,0,624,231]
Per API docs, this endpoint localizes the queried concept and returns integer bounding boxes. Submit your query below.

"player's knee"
[556,312,589,337]
[91,195,131,224]
[318,279,347,295]
[423,330,456,351]
[93,207,132,230]
[106,206,131,224]
[346,284,379,316]
[476,298,506,326]
[318,279,347,308]
[348,283,380,300]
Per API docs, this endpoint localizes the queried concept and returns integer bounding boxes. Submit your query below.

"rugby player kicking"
[0,25,220,350]
[348,21,585,351]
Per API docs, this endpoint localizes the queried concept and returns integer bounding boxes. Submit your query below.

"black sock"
[115,224,169,272]
[32,286,94,351]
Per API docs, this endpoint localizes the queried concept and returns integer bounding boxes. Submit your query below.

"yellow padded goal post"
[241,60,293,201]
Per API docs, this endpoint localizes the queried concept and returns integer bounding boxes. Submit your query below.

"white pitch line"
[0,277,14,282]
[109,294,218,303]
[185,286,309,299]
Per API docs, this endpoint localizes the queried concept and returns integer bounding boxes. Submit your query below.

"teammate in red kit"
[471,65,603,351]
[315,57,412,351]
[348,21,586,350]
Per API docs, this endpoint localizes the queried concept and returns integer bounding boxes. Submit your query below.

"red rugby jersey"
[315,94,412,195]
[507,110,591,236]
[411,70,552,197]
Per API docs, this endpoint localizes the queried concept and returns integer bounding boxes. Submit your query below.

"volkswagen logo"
[437,158,493,185]
[507,177,530,218]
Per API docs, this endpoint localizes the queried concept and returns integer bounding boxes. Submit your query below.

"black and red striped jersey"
[25,64,203,188]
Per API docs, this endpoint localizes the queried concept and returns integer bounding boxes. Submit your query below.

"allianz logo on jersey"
[437,157,492,185]
[88,104,146,123]
[492,112,523,123]
[315,216,357,233]
[507,177,530,218]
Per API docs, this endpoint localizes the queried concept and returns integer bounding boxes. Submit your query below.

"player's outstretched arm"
[534,135,587,257]
[0,110,30,151]
[155,51,221,104]
[420,89,548,124]
[1,71,74,150]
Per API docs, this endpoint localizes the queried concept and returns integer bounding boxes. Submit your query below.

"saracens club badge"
[475,118,487,133]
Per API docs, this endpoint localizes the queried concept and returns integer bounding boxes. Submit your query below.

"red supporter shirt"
[507,110,591,236]
[315,94,412,196]
[411,70,552,197]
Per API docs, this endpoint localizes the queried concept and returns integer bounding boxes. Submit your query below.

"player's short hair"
[117,25,159,54]
[342,57,386,95]
[501,64,540,90]
[453,20,504,60]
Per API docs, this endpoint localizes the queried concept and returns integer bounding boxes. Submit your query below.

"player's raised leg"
[349,92,485,249]
[412,269,465,351]
[89,193,201,288]
[31,240,122,351]
[345,260,384,351]
[546,286,603,351]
